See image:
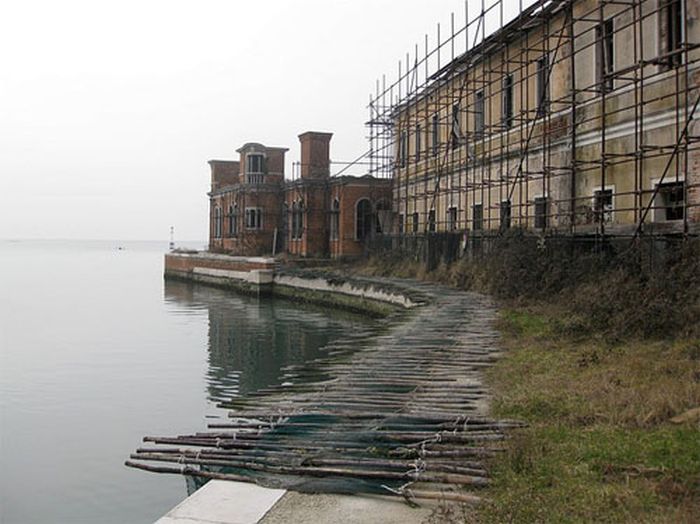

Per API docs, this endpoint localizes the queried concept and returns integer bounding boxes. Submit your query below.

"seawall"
[164,251,423,315]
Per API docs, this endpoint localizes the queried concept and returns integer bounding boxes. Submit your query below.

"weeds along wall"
[368,0,700,244]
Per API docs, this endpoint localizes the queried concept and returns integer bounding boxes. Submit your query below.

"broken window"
[246,153,264,174]
[398,130,408,167]
[432,113,439,155]
[534,196,548,229]
[500,200,512,229]
[593,189,613,224]
[596,19,614,93]
[428,209,436,232]
[228,204,238,237]
[451,104,461,149]
[415,124,421,162]
[330,199,340,240]
[656,181,685,221]
[665,0,684,67]
[245,207,263,230]
[474,92,485,137]
[502,74,514,128]
[214,206,222,238]
[472,203,483,231]
[448,207,458,231]
[536,55,550,116]
[356,199,373,240]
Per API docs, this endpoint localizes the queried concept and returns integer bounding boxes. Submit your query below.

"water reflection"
[164,280,375,404]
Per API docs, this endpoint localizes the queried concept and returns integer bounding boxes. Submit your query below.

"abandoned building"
[367,0,699,239]
[206,0,698,259]
[208,132,392,257]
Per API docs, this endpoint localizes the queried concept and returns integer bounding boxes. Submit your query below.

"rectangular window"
[596,19,614,93]
[451,104,461,149]
[246,154,264,174]
[432,114,439,155]
[656,181,685,221]
[412,212,419,233]
[665,0,683,67]
[536,55,550,116]
[399,130,408,167]
[245,207,263,230]
[472,204,483,231]
[415,124,421,162]
[428,209,436,232]
[214,207,222,238]
[500,200,512,229]
[534,197,548,229]
[397,213,404,234]
[474,91,485,136]
[447,207,458,231]
[502,74,514,128]
[593,189,613,224]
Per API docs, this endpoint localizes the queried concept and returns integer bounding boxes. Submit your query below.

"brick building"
[208,132,391,258]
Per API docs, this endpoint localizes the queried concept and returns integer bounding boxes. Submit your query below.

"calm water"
[0,240,376,523]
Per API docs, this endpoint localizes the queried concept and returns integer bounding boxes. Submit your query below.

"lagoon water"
[0,240,377,523]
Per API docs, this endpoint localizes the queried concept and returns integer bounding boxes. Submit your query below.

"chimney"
[299,131,332,179]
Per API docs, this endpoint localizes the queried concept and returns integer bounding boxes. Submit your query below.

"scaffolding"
[367,0,700,245]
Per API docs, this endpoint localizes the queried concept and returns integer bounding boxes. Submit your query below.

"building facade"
[208,132,391,258]
[368,0,699,239]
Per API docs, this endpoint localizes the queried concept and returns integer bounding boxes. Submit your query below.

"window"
[447,207,458,231]
[451,104,461,149]
[596,19,614,93]
[227,204,238,237]
[432,114,439,155]
[415,124,421,162]
[245,207,263,230]
[412,212,419,233]
[534,197,548,229]
[593,189,613,224]
[246,153,264,174]
[472,204,483,231]
[214,206,222,238]
[356,199,373,241]
[428,209,436,232]
[399,130,408,167]
[291,202,303,239]
[330,199,340,240]
[398,213,404,234]
[502,74,514,128]
[500,200,512,229]
[665,0,683,68]
[655,181,685,221]
[376,200,391,234]
[474,92,485,136]
[536,55,550,116]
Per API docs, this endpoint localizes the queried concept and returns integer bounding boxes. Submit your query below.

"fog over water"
[0,0,531,242]
[0,240,377,523]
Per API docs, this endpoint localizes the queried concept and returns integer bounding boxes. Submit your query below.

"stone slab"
[154,480,286,524]
[258,492,438,524]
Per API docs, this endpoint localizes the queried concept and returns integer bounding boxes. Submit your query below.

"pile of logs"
[126,282,525,504]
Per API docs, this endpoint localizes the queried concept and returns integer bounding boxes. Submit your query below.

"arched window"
[330,198,340,240]
[214,207,222,238]
[230,204,238,236]
[291,201,303,240]
[356,199,373,241]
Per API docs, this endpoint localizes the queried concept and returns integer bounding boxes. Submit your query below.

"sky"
[0,0,528,241]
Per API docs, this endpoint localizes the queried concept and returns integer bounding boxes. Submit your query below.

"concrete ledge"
[155,480,285,524]
[164,252,423,315]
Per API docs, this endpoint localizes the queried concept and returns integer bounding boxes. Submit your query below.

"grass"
[351,238,700,521]
[471,309,700,523]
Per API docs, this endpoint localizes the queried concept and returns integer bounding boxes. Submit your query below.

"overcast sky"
[1,0,528,241]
